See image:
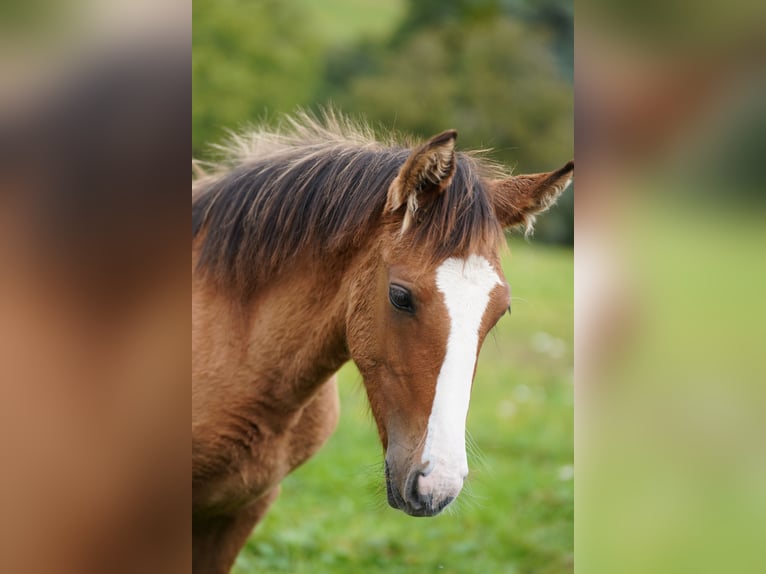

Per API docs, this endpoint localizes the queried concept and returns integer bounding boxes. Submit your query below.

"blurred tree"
[503,0,573,79]
[390,0,503,43]
[192,0,322,157]
[333,22,572,168]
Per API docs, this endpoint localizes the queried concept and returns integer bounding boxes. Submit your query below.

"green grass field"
[233,239,573,574]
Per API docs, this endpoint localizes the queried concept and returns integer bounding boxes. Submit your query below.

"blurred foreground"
[576,1,766,572]
[0,3,189,573]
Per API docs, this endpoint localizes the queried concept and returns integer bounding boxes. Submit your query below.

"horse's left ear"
[386,129,457,232]
[487,160,574,232]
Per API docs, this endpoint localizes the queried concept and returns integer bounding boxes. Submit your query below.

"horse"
[192,113,573,574]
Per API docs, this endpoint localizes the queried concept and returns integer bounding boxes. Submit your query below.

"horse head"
[345,130,573,516]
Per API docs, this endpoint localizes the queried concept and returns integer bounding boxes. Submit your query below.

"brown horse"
[192,114,572,573]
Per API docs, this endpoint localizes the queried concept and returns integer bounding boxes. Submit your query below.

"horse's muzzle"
[385,462,456,517]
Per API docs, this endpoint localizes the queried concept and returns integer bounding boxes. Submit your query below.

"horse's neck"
[192,256,355,428]
[247,266,351,405]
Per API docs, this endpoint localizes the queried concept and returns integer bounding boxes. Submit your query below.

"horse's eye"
[389,284,415,313]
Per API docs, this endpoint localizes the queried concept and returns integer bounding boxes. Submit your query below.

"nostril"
[405,470,425,509]
[410,472,420,499]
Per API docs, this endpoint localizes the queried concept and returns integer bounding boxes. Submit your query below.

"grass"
[233,238,573,574]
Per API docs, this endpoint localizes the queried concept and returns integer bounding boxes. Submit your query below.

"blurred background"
[193,0,573,573]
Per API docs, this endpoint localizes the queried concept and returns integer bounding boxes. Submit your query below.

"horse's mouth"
[385,462,454,517]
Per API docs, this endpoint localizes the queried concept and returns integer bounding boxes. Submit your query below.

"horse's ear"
[488,160,574,233]
[385,130,457,232]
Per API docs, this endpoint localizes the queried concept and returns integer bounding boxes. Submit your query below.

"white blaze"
[419,255,500,497]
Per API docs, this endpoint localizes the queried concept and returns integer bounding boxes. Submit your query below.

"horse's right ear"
[385,130,457,232]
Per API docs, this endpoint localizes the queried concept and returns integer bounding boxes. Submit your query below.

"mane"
[192,112,506,299]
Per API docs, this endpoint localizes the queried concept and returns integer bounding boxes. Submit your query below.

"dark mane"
[192,114,504,298]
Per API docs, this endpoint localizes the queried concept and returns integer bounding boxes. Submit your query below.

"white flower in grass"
[498,400,517,419]
[532,331,566,359]
[558,464,574,481]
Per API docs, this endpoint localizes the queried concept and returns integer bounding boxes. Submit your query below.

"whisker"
[465,430,490,473]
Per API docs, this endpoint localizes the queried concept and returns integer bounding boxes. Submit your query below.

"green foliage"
[232,240,573,574]
[331,19,572,171]
[192,0,324,155]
